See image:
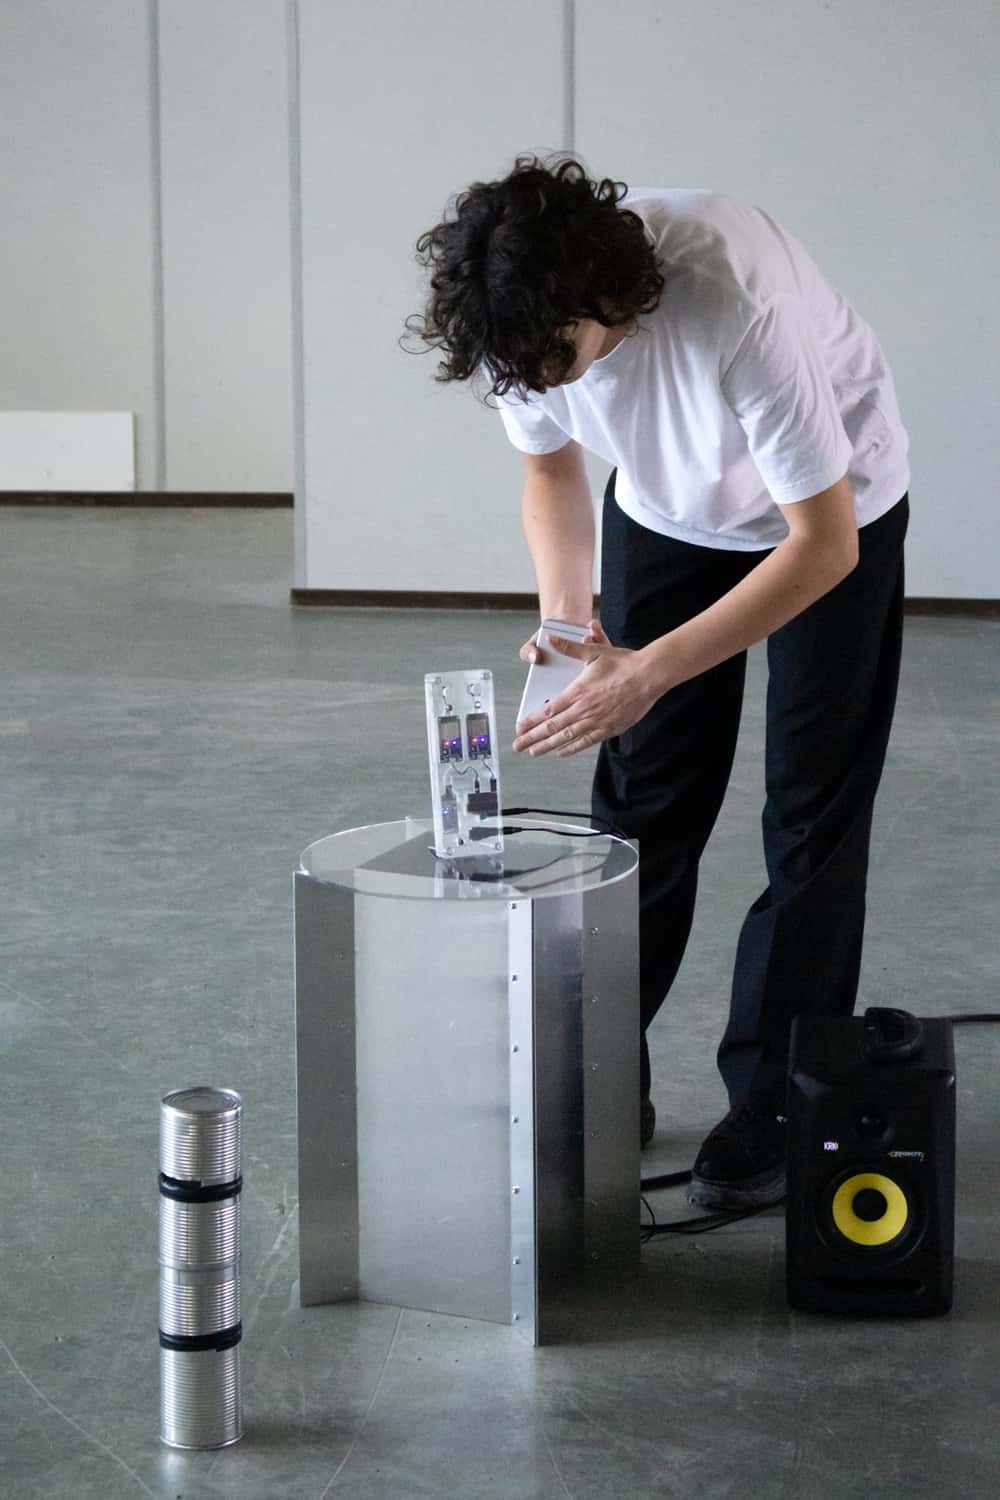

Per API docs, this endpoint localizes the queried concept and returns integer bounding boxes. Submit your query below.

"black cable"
[504,806,630,840]
[501,824,608,840]
[947,1014,1000,1024]
[643,1200,785,1238]
[637,1175,785,1237]
[640,1170,692,1192]
[469,822,610,844]
[639,1185,785,1240]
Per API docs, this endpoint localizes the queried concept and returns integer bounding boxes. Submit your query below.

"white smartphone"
[516,618,591,726]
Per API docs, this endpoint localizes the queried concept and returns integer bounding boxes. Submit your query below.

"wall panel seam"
[563,0,575,152]
[287,0,308,589]
[148,0,167,490]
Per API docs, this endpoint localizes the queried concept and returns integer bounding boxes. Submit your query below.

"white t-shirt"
[492,188,910,550]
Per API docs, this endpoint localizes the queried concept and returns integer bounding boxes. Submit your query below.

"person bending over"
[406,154,910,1211]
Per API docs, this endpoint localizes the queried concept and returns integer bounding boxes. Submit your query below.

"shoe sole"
[687,1165,786,1211]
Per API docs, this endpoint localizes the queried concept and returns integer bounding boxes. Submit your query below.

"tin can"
[158,1087,243,1449]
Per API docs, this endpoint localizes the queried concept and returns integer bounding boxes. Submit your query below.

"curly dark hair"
[404,154,665,399]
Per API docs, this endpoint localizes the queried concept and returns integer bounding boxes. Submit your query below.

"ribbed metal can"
[159,1268,240,1338]
[160,1087,242,1185]
[159,1086,243,1450]
[160,1345,242,1450]
[159,1196,240,1270]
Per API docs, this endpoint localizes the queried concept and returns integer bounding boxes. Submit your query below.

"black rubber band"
[159,1323,242,1353]
[159,1173,242,1203]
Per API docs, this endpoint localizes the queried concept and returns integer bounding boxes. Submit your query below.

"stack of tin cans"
[159,1087,243,1449]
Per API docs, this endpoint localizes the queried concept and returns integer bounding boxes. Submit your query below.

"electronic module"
[424,670,503,859]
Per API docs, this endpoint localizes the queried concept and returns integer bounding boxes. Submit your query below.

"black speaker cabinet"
[786,1012,955,1316]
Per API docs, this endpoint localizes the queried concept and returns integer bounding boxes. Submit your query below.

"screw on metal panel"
[513,1313,520,1321]
[511,1044,519,1053]
[513,1257,521,1265]
[590,995,599,1003]
[590,1063,599,1071]
[510,903,518,910]
[590,926,599,935]
[511,974,518,981]
[512,1186,520,1195]
[511,1115,519,1124]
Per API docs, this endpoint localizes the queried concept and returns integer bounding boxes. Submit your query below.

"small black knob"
[853,1188,888,1222]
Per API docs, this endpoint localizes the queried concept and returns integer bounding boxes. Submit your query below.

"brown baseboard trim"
[0,491,293,507]
[904,598,1000,620]
[291,589,1000,615]
[290,588,540,610]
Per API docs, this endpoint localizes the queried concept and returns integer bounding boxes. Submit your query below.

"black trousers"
[591,473,908,1111]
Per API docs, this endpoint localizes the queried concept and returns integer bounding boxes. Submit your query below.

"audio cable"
[504,806,629,839]
[641,1197,782,1243]
[474,824,609,841]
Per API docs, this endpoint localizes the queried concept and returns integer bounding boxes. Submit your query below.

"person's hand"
[513,620,663,757]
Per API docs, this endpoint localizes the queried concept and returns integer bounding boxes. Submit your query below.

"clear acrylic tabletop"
[297,817,637,901]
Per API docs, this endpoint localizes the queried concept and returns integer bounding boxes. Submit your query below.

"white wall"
[159,0,292,492]
[293,0,1000,598]
[0,0,293,492]
[0,1,159,484]
[292,0,568,594]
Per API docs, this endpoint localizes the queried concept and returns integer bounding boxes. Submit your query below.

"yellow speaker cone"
[831,1172,909,1247]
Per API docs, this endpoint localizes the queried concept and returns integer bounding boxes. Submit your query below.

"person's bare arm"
[642,474,859,691]
[519,442,594,655]
[513,474,861,755]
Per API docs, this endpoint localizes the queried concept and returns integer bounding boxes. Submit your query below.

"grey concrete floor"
[1,504,998,1500]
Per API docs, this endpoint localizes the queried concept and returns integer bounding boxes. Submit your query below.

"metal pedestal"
[293,817,639,1345]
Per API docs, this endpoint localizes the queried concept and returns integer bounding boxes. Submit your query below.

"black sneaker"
[688,1102,787,1209]
[640,1094,656,1149]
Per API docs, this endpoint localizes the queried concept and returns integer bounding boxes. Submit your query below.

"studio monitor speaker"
[786,1009,955,1317]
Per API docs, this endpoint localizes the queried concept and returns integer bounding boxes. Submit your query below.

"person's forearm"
[641,534,857,693]
[521,472,594,624]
